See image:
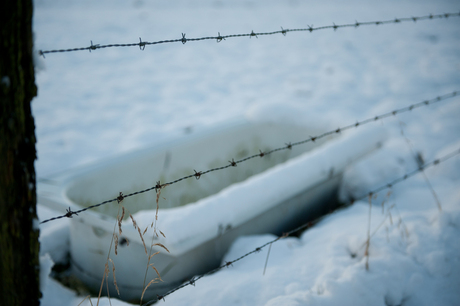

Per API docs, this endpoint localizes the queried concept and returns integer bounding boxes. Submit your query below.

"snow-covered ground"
[33,0,460,305]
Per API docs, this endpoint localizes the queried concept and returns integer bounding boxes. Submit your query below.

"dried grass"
[139,189,170,305]
[77,295,94,306]
[118,206,125,235]
[399,121,442,211]
[130,213,137,229]
[263,243,272,276]
[360,189,412,271]
[149,264,162,280]
[148,251,160,260]
[97,262,110,305]
[108,258,120,296]
[113,233,119,255]
[87,189,171,305]
[95,205,123,306]
[364,194,372,270]
[137,226,148,255]
[140,279,159,303]
[153,243,170,253]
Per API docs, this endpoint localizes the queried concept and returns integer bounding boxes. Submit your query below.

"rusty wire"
[37,12,460,57]
[143,145,460,305]
[39,91,459,224]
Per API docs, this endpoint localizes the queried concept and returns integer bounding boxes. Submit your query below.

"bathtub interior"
[65,122,334,219]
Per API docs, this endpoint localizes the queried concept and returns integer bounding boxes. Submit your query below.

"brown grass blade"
[109,258,120,296]
[150,265,162,280]
[140,279,159,302]
[130,213,137,230]
[148,251,160,261]
[97,263,110,306]
[77,295,94,306]
[137,227,148,255]
[153,243,170,253]
[113,233,119,255]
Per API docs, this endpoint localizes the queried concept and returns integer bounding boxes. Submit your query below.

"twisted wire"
[38,12,460,56]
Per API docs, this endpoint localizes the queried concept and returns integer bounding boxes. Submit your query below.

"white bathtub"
[37,119,386,301]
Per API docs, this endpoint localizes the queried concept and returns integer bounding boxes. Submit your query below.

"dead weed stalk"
[140,183,170,305]
[399,121,442,211]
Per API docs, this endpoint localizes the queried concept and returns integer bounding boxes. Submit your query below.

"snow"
[33,0,460,305]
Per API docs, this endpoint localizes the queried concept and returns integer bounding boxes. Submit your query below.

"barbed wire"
[37,12,460,57]
[144,145,460,304]
[38,90,459,224]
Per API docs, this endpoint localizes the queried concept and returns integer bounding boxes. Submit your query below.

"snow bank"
[162,203,460,306]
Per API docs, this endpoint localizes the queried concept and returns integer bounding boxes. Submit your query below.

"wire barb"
[193,170,202,180]
[139,37,146,50]
[117,192,124,203]
[216,32,225,43]
[281,27,287,36]
[154,181,162,192]
[88,40,99,52]
[65,207,77,218]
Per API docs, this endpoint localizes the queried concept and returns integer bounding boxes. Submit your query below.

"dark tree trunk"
[0,0,40,305]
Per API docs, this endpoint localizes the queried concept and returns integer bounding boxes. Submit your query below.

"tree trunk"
[0,0,40,305]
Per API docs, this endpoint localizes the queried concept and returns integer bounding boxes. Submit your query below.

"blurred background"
[32,0,460,178]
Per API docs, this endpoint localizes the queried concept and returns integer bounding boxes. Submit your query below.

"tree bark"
[0,0,40,305]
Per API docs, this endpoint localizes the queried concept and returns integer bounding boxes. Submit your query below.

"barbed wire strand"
[38,12,460,56]
[39,90,459,224]
[144,146,460,304]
